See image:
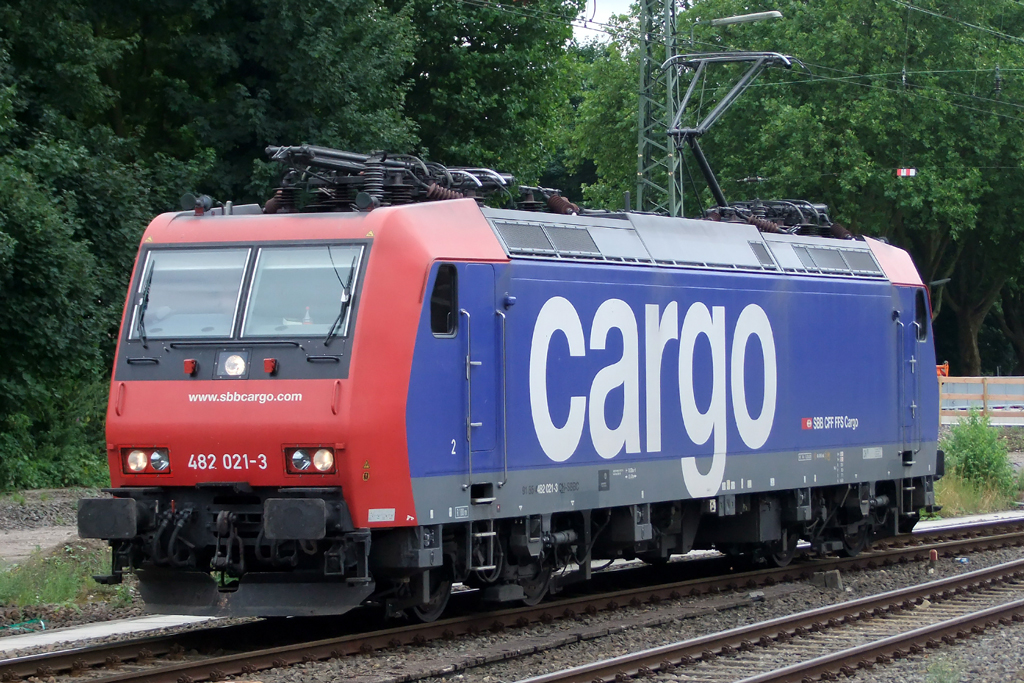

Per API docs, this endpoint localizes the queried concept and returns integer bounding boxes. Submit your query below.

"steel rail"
[0,621,282,682]
[736,598,1024,683]
[2,521,1023,683]
[516,557,1024,683]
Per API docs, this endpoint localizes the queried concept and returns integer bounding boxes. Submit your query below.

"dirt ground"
[0,526,80,568]
[0,488,99,568]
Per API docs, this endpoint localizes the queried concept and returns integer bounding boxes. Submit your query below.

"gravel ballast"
[246,545,1024,683]
[0,489,101,532]
[870,620,1024,682]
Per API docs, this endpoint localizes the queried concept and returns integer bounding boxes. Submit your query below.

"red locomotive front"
[79,196,506,616]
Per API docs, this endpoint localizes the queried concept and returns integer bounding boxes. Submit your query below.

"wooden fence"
[939,376,1024,426]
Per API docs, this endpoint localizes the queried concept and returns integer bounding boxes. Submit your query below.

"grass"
[925,658,962,683]
[0,540,131,608]
[934,468,1016,517]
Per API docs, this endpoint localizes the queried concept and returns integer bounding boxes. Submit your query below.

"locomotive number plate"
[188,453,268,470]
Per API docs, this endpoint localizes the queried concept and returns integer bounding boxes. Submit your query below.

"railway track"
[518,557,1024,683]
[3,519,1023,683]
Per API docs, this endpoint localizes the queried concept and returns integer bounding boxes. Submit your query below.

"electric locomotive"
[78,145,942,619]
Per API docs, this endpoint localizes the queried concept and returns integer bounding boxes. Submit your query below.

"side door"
[460,264,500,488]
[897,287,925,461]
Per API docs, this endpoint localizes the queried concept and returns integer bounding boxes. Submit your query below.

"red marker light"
[184,359,198,376]
[264,358,278,374]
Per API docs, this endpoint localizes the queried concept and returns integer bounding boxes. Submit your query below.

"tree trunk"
[996,285,1024,375]
[955,308,985,376]
[942,241,1007,376]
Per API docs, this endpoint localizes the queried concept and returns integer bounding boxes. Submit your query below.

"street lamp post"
[690,10,783,46]
[670,10,782,217]
[636,7,783,216]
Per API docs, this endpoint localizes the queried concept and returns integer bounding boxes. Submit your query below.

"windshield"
[242,245,364,337]
[130,248,250,339]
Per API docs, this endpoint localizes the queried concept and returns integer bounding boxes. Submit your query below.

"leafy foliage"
[566,29,640,207]
[87,0,420,202]
[392,0,585,180]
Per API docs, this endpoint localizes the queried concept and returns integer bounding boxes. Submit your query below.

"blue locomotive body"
[406,208,939,568]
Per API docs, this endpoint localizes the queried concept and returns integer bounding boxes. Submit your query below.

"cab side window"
[915,289,928,341]
[430,264,457,337]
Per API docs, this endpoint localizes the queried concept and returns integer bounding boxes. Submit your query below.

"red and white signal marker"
[896,168,917,177]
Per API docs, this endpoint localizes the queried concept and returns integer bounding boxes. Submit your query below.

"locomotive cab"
[78,195,507,616]
[79,220,373,614]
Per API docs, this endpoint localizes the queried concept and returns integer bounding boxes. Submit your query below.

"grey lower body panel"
[136,568,375,617]
[410,442,940,522]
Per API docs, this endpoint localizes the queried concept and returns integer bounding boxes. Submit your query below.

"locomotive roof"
[481,208,922,286]
[137,201,923,288]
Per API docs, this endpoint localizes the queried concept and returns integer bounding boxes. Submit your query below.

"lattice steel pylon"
[635,0,684,215]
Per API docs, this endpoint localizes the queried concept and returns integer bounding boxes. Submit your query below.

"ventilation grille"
[749,242,777,268]
[494,222,554,253]
[492,220,644,262]
[547,226,600,255]
[781,243,884,277]
[808,247,848,272]
[842,250,882,274]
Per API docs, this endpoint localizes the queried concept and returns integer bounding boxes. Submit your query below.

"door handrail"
[896,319,906,455]
[497,309,508,488]
[460,308,475,490]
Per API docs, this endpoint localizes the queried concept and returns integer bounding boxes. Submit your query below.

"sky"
[572,0,634,42]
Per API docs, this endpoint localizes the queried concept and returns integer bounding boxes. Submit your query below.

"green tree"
[566,23,642,207]
[87,0,419,202]
[570,0,1024,374]
[391,0,585,180]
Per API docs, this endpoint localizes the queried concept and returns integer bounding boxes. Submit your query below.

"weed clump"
[0,541,131,608]
[935,411,1024,515]
[941,411,1015,495]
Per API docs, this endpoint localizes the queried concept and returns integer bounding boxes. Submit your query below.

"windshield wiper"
[136,267,154,349]
[324,284,352,347]
[324,247,355,347]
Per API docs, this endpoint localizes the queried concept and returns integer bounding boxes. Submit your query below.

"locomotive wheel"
[838,524,869,558]
[520,568,552,606]
[410,573,453,623]
[766,530,798,567]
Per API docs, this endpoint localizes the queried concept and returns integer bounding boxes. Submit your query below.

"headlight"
[313,448,334,472]
[223,354,246,376]
[286,446,335,473]
[290,449,312,471]
[123,447,170,474]
[150,450,170,471]
[126,450,148,472]
[215,350,250,379]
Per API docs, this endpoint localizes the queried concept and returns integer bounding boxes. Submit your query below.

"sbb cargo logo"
[529,296,777,498]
